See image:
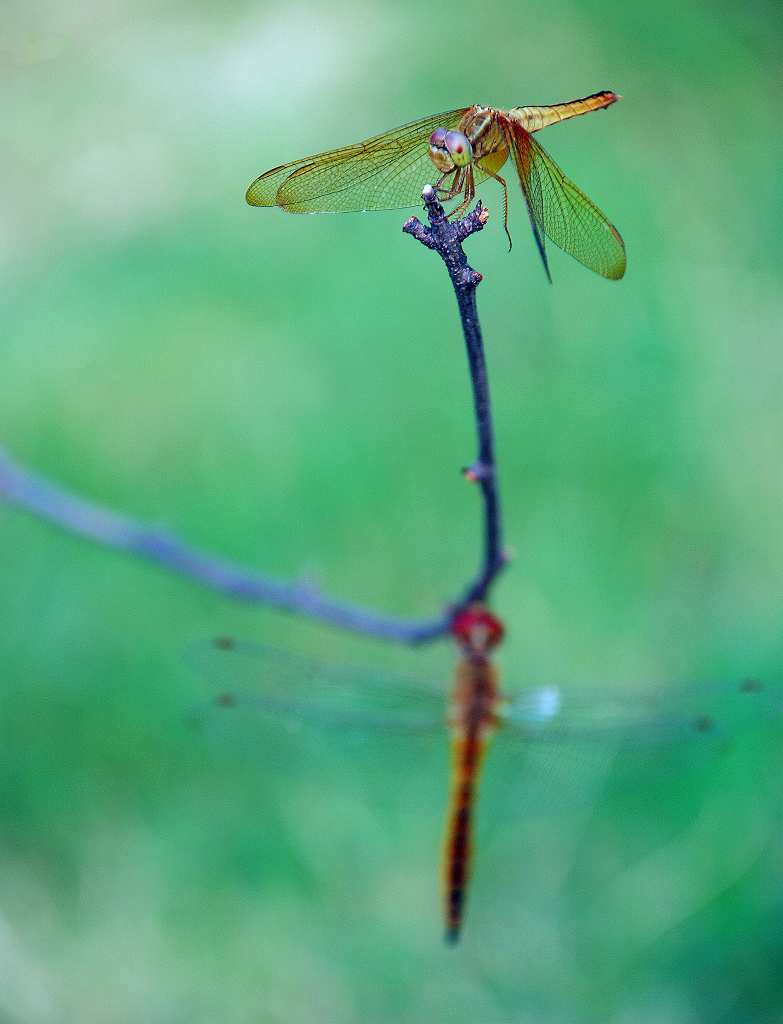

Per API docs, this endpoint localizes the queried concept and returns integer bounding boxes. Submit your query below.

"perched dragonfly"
[246,91,626,281]
[190,605,779,944]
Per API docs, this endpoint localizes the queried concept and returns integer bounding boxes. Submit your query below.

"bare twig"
[0,447,447,644]
[1,186,506,643]
[403,186,507,604]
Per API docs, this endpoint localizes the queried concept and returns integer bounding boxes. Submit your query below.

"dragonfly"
[189,605,780,944]
[246,91,626,281]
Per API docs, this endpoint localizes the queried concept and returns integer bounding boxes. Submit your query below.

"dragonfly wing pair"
[187,637,448,734]
[246,94,626,279]
[189,636,781,945]
[189,638,779,747]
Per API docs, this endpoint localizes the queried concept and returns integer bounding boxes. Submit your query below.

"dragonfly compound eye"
[428,127,454,172]
[444,131,473,168]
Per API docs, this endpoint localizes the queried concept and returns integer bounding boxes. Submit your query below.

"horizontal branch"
[0,447,449,644]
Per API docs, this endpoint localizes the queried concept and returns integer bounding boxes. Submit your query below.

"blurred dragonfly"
[189,605,780,944]
[246,91,626,281]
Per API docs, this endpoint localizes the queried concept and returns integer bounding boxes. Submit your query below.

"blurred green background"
[2,0,783,1020]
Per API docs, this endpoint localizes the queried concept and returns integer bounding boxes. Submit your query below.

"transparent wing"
[186,639,783,831]
[186,637,447,734]
[187,636,782,750]
[506,119,626,280]
[476,676,783,826]
[499,677,782,747]
[246,108,470,213]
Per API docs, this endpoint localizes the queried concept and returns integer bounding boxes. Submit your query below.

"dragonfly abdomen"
[443,729,488,944]
[510,90,619,133]
[443,654,499,943]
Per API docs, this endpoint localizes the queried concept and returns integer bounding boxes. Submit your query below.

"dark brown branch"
[403,186,507,604]
[0,185,507,643]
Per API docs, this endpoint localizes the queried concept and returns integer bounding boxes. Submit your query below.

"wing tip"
[601,222,627,279]
[214,635,237,651]
[606,258,627,281]
[245,180,269,207]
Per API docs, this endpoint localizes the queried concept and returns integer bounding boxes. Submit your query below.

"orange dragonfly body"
[193,607,776,943]
[246,91,626,281]
[442,606,506,941]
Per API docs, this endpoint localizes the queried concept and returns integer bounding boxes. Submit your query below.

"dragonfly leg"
[445,169,475,221]
[484,170,512,251]
[434,170,462,202]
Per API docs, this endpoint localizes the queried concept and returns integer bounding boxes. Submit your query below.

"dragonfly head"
[451,605,504,654]
[428,128,473,174]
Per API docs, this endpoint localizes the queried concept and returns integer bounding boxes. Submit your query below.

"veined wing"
[187,636,782,746]
[483,676,783,826]
[499,677,782,746]
[246,108,470,213]
[506,119,626,280]
[187,637,447,733]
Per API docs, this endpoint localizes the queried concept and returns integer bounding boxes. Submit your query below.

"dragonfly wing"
[499,677,782,746]
[472,676,783,830]
[247,108,470,213]
[506,120,626,280]
[186,638,447,735]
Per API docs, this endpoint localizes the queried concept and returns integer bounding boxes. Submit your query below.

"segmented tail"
[511,90,620,133]
[443,730,489,944]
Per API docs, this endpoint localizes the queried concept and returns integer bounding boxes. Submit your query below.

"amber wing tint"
[507,119,626,280]
[246,108,470,213]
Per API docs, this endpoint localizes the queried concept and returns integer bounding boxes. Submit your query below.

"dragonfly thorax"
[458,107,500,156]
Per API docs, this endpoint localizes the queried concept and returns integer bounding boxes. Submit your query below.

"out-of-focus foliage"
[1,1,782,1020]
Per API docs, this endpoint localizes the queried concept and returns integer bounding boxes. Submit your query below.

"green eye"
[444,131,472,168]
